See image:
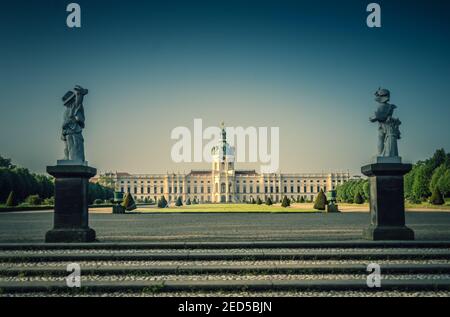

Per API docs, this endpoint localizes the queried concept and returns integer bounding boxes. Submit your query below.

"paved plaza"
[1,211,450,243]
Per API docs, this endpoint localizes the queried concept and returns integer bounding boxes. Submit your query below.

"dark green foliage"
[265,197,273,206]
[299,196,305,203]
[157,195,168,208]
[354,192,364,204]
[430,187,445,205]
[0,155,15,169]
[43,196,55,206]
[88,183,114,205]
[256,197,262,205]
[93,199,103,205]
[336,179,368,203]
[281,196,290,208]
[0,154,112,206]
[186,198,191,205]
[175,196,183,207]
[404,149,450,202]
[25,195,42,206]
[313,189,327,210]
[5,191,16,207]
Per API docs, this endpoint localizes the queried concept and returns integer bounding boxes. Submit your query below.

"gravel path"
[2,273,450,282]
[2,290,450,297]
[2,259,450,268]
[2,248,449,255]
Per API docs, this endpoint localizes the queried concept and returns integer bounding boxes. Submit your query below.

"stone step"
[1,279,450,293]
[1,241,449,250]
[2,264,450,276]
[1,250,449,262]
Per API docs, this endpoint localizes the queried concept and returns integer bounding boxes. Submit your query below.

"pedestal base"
[45,228,96,243]
[363,225,414,241]
[361,162,414,241]
[45,164,97,243]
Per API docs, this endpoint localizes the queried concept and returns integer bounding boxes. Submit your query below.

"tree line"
[404,149,450,203]
[336,149,450,205]
[0,155,113,206]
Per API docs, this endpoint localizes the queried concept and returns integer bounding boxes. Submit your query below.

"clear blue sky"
[0,0,449,175]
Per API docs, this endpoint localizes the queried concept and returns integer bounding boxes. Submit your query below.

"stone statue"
[370,88,401,158]
[61,85,88,163]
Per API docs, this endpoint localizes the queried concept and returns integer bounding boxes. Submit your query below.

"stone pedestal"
[112,205,126,214]
[361,163,414,240]
[45,165,97,243]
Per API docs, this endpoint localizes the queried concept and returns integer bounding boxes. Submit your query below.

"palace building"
[105,126,350,203]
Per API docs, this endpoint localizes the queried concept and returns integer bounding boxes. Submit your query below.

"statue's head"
[74,85,88,96]
[375,88,390,103]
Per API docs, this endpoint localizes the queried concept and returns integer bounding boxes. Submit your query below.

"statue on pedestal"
[61,85,88,163]
[46,85,96,243]
[370,88,401,158]
[361,88,414,240]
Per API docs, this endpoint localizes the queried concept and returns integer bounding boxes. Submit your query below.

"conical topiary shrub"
[281,196,290,208]
[300,196,305,203]
[266,197,273,206]
[256,197,262,205]
[158,195,168,208]
[313,189,327,211]
[122,193,137,211]
[186,197,191,205]
[175,196,183,207]
[354,192,364,204]
[430,187,445,205]
[5,191,16,207]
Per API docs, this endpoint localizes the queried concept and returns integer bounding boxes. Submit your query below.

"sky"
[0,0,449,176]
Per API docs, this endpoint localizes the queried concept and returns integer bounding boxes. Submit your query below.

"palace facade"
[106,127,350,203]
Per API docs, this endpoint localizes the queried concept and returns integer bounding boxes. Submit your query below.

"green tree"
[429,164,446,193]
[354,192,364,204]
[25,194,42,206]
[175,196,183,207]
[281,196,290,208]
[186,197,191,205]
[437,169,450,197]
[157,195,168,208]
[0,155,15,169]
[429,187,445,205]
[266,197,273,206]
[256,197,262,205]
[411,164,430,202]
[300,196,305,203]
[122,193,137,211]
[313,189,327,210]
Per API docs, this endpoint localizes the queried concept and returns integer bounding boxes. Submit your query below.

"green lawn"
[136,203,320,213]
[405,201,450,210]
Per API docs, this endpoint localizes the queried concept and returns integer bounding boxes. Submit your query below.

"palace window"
[290,186,294,193]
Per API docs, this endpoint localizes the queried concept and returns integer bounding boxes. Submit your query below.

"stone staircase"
[1,241,450,296]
